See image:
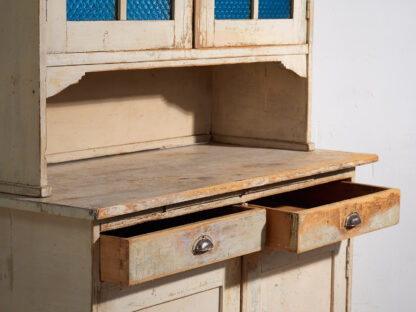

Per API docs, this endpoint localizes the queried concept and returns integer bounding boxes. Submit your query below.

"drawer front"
[100,207,265,285]
[244,181,400,253]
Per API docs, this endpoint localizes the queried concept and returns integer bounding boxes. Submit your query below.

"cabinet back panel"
[46,62,309,163]
[46,67,212,162]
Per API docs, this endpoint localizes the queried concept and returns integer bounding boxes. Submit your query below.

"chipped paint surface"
[101,208,265,285]
[254,181,400,253]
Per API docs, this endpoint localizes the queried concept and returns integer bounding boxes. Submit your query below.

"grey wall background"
[311,1,416,311]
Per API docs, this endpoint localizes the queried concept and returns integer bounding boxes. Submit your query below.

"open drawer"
[241,181,400,253]
[100,206,266,286]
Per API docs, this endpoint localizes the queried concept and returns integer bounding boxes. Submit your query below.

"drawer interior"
[102,206,249,238]
[250,181,386,210]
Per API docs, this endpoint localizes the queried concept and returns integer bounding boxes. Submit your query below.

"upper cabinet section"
[46,0,308,53]
[195,0,308,48]
[46,0,193,53]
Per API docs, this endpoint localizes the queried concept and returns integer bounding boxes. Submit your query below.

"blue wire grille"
[215,0,252,20]
[259,0,292,19]
[127,0,172,20]
[67,0,117,21]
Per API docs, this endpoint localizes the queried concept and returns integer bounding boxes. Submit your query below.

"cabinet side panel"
[0,207,93,312]
[212,61,310,150]
[0,208,12,310]
[0,0,48,196]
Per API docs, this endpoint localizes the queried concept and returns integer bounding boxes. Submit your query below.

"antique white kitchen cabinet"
[0,0,400,311]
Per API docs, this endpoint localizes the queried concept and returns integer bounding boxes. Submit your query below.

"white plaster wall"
[312,1,416,311]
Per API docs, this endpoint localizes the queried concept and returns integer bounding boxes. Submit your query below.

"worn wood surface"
[242,241,349,312]
[96,258,240,312]
[100,169,354,231]
[249,181,400,253]
[46,0,192,53]
[47,44,308,67]
[0,0,49,197]
[100,207,265,285]
[1,145,376,220]
[0,207,93,312]
[46,53,309,98]
[194,0,307,48]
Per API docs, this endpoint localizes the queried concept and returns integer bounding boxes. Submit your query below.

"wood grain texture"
[96,258,240,312]
[100,207,265,285]
[0,207,93,312]
[100,169,354,231]
[2,145,376,220]
[0,0,49,197]
[250,181,400,253]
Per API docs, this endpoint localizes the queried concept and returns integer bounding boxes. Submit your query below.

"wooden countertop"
[0,144,378,220]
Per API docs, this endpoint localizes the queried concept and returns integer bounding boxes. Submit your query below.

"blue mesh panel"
[67,0,117,21]
[215,0,251,20]
[259,0,292,19]
[127,0,172,20]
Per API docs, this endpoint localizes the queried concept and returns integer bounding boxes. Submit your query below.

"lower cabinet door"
[241,241,351,312]
[96,258,241,312]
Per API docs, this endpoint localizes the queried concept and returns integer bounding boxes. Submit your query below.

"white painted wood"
[252,0,259,19]
[195,0,307,48]
[174,0,193,48]
[0,0,49,197]
[194,0,214,48]
[212,61,309,147]
[97,259,241,312]
[46,67,212,160]
[139,288,221,312]
[242,241,349,312]
[46,44,309,67]
[118,0,127,21]
[46,135,211,164]
[66,21,175,52]
[47,66,86,98]
[47,0,192,53]
[100,207,265,285]
[0,207,93,312]
[46,54,309,97]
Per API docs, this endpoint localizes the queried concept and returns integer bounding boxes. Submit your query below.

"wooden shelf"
[0,144,378,221]
[46,45,309,97]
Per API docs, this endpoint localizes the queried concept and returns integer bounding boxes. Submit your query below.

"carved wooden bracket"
[47,67,86,98]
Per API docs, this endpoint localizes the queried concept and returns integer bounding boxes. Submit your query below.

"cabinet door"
[242,241,351,312]
[47,0,192,53]
[96,258,241,312]
[195,0,307,48]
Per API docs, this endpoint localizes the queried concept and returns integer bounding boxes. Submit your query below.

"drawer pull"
[192,235,214,255]
[345,212,362,230]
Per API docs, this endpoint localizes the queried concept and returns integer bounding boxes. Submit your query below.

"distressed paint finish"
[100,207,265,285]
[247,181,400,253]
[100,169,355,231]
[96,258,241,312]
[37,146,379,220]
[241,241,349,312]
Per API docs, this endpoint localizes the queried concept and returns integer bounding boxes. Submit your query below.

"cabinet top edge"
[0,146,377,221]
